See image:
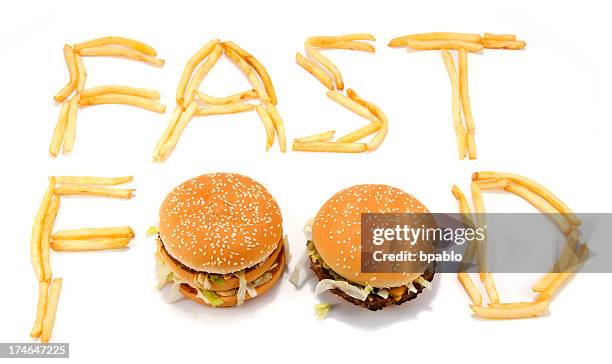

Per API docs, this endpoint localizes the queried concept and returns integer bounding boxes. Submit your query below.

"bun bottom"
[180,246,285,307]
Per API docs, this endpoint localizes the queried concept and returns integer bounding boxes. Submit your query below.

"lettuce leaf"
[314,303,331,320]
[196,288,224,307]
[315,279,370,301]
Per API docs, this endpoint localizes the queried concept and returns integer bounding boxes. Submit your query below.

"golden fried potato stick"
[471,182,487,281]
[41,278,62,343]
[196,103,255,116]
[483,33,517,41]
[61,96,79,155]
[157,102,199,161]
[345,88,388,151]
[75,54,87,92]
[41,196,60,281]
[295,52,334,90]
[488,302,534,309]
[196,89,258,105]
[73,36,158,56]
[80,86,160,100]
[532,230,580,292]
[457,273,482,305]
[474,178,509,190]
[458,49,477,159]
[483,272,500,304]
[54,186,135,199]
[536,244,588,301]
[482,39,526,50]
[183,44,224,106]
[295,130,336,143]
[266,103,287,152]
[79,94,166,113]
[49,102,70,158]
[154,106,183,161]
[77,46,165,67]
[309,41,375,53]
[532,273,557,294]
[307,33,376,44]
[503,182,574,236]
[337,123,380,143]
[470,300,549,319]
[30,281,49,338]
[223,41,278,105]
[452,185,478,272]
[441,50,467,159]
[225,47,271,103]
[176,39,220,106]
[31,177,56,281]
[327,91,378,122]
[255,105,276,151]
[56,176,133,186]
[389,33,482,46]
[472,171,580,226]
[305,43,344,90]
[53,45,78,103]
[292,141,367,153]
[390,38,483,52]
[52,238,132,252]
[52,226,134,240]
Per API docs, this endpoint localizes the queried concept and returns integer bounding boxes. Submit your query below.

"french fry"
[483,272,500,304]
[54,186,134,199]
[157,102,199,161]
[553,230,581,273]
[266,103,287,152]
[457,273,482,305]
[345,88,388,151]
[389,33,482,46]
[53,45,78,103]
[73,36,157,56]
[308,41,375,53]
[79,94,166,113]
[196,89,258,105]
[295,130,335,143]
[53,82,75,104]
[488,302,535,309]
[292,141,367,153]
[52,238,132,251]
[532,273,557,293]
[255,105,275,151]
[482,39,526,50]
[196,103,255,116]
[391,38,483,52]
[472,171,581,226]
[458,49,477,159]
[80,86,160,100]
[504,182,574,236]
[307,33,376,44]
[176,39,220,106]
[224,47,271,103]
[474,178,509,190]
[52,226,134,240]
[154,105,182,161]
[30,281,49,338]
[305,43,344,90]
[41,278,62,343]
[56,175,133,185]
[75,54,87,92]
[471,182,487,281]
[452,185,478,272]
[336,123,380,143]
[31,177,56,281]
[77,46,165,67]
[327,91,378,122]
[61,96,79,155]
[49,102,70,158]
[41,196,60,281]
[183,44,224,106]
[223,41,278,105]
[441,50,467,159]
[536,244,588,302]
[470,300,549,319]
[483,33,517,41]
[296,52,334,90]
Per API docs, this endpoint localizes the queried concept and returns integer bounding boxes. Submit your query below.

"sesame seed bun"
[179,247,285,307]
[159,173,283,274]
[312,184,433,288]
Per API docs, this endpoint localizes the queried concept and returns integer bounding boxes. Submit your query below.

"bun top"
[312,184,432,288]
[159,173,282,274]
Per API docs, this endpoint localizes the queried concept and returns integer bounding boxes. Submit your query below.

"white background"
[1,0,610,363]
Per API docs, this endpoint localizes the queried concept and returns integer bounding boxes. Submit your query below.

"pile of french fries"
[50,37,166,158]
[153,39,286,162]
[30,176,136,342]
[389,32,526,159]
[452,171,585,319]
[293,34,387,153]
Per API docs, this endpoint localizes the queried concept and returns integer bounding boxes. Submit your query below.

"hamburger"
[304,184,435,311]
[155,173,286,307]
